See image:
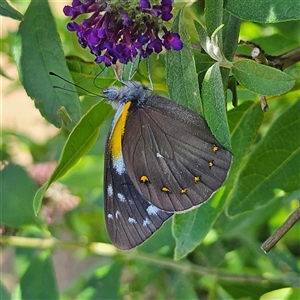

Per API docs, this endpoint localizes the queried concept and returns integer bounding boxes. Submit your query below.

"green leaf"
[226,101,264,193]
[223,101,264,215]
[220,280,282,300]
[173,186,227,260]
[261,288,300,300]
[1,163,38,227]
[194,21,210,54]
[232,60,296,96]
[166,8,202,114]
[193,52,215,75]
[222,11,241,62]
[0,0,23,20]
[227,98,300,215]
[15,0,81,130]
[201,62,231,150]
[60,155,104,192]
[223,195,282,238]
[205,0,223,37]
[33,100,112,214]
[225,0,300,23]
[20,251,59,300]
[78,262,123,300]
[219,11,241,92]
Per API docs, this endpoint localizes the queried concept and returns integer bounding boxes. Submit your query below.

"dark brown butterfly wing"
[123,94,232,212]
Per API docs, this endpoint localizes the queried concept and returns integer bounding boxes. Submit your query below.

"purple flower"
[139,0,151,9]
[119,8,133,27]
[95,54,113,66]
[146,38,163,55]
[64,0,183,65]
[63,0,100,20]
[163,32,183,50]
[160,0,173,21]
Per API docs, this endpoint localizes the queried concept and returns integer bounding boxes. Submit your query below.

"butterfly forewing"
[104,114,173,250]
[123,94,233,212]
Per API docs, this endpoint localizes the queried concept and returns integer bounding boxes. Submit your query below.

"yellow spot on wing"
[213,144,219,152]
[180,188,188,194]
[162,186,170,193]
[140,175,149,183]
[110,101,131,159]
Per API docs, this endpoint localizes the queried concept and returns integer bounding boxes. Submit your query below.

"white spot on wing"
[117,193,125,202]
[107,185,113,197]
[128,217,137,224]
[115,211,120,219]
[143,217,151,227]
[107,214,113,219]
[113,155,126,175]
[156,152,164,158]
[147,205,159,215]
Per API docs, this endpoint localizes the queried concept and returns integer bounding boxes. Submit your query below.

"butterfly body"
[103,82,232,250]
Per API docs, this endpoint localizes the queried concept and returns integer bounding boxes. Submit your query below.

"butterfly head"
[102,81,151,108]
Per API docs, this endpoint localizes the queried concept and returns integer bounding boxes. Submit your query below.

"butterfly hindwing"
[104,103,173,250]
[123,94,233,212]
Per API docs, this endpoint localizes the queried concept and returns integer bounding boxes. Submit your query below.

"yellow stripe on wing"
[109,101,132,160]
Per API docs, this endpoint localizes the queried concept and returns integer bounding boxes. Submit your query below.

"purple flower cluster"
[63,0,183,66]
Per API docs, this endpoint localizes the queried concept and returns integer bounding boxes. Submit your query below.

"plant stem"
[1,235,288,285]
[237,42,300,71]
[261,205,300,253]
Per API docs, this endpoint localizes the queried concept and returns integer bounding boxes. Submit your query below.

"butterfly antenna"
[92,66,112,90]
[49,72,101,97]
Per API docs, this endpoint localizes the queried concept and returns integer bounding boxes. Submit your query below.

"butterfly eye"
[102,88,119,100]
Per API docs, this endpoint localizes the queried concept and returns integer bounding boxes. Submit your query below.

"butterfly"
[102,81,232,250]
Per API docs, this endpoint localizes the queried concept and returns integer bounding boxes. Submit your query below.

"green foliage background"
[1,0,299,299]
